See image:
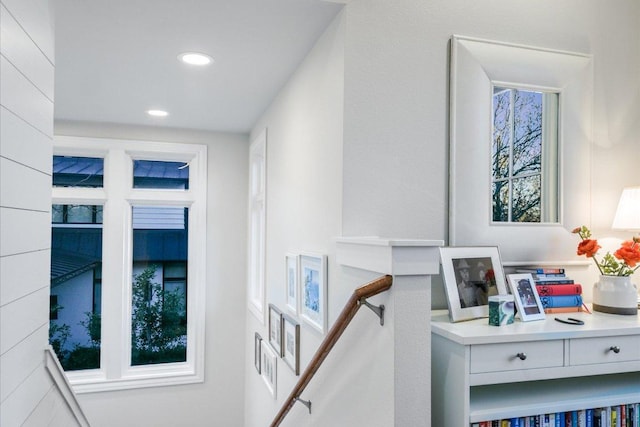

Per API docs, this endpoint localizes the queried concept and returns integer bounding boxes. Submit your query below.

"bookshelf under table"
[431,309,640,426]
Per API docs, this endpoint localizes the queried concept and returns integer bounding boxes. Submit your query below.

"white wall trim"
[44,346,91,427]
[335,237,443,276]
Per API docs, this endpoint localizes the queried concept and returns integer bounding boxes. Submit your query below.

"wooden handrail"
[269,275,393,427]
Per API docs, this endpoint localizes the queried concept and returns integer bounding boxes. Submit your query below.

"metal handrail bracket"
[359,298,385,326]
[269,275,393,427]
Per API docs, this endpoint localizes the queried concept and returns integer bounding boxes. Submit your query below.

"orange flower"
[573,225,639,276]
[614,240,640,268]
[577,239,600,258]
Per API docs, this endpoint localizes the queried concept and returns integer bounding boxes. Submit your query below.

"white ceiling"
[53,0,343,134]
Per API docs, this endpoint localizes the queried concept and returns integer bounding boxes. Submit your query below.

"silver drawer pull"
[516,352,527,361]
[609,346,621,354]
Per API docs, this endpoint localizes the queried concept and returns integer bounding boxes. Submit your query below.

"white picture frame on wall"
[449,35,593,264]
[268,304,283,357]
[299,253,327,334]
[260,340,277,399]
[285,253,299,315]
[282,314,300,375]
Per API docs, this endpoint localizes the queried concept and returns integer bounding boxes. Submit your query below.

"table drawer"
[569,335,640,366]
[470,340,564,373]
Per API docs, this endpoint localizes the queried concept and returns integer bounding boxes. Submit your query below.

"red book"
[536,284,582,296]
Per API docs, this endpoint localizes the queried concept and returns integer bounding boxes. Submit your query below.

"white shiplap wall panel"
[0,0,66,425]
[0,55,53,136]
[0,326,47,402]
[0,4,54,100]
[21,385,58,427]
[0,208,50,257]
[0,0,54,63]
[22,385,73,427]
[0,157,51,211]
[0,250,50,306]
[46,403,81,427]
[0,288,48,354]
[0,356,53,427]
[0,107,53,173]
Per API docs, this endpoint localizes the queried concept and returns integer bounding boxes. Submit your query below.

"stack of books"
[473,402,640,426]
[516,267,585,314]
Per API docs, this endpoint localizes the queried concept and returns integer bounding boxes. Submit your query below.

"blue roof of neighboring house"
[53,156,104,176]
[53,156,189,183]
[51,228,187,286]
[132,159,189,180]
[51,249,100,286]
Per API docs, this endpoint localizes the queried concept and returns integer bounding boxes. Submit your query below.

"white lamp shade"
[611,186,640,230]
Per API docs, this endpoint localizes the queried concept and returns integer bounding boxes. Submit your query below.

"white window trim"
[247,129,267,324]
[52,136,207,393]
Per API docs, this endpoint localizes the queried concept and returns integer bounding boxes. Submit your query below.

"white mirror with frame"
[449,35,593,265]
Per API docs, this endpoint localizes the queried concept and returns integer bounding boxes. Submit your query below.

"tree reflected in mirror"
[492,87,558,223]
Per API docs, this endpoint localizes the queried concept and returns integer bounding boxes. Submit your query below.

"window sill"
[68,367,204,394]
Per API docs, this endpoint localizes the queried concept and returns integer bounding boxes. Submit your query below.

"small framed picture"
[268,304,283,356]
[299,253,327,334]
[507,273,546,321]
[285,253,299,315]
[254,332,262,374]
[260,340,277,398]
[440,246,508,322]
[282,314,300,375]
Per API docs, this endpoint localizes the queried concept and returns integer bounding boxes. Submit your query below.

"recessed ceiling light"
[178,52,213,66]
[147,109,169,117]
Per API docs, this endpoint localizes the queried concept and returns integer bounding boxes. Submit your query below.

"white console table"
[431,310,640,425]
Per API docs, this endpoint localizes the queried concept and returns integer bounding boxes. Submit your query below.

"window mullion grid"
[101,149,133,380]
[56,137,207,392]
[507,88,516,222]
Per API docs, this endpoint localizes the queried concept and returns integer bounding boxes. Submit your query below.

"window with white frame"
[247,129,266,323]
[50,136,207,392]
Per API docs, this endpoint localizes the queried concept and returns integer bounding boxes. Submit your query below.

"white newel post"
[336,237,443,427]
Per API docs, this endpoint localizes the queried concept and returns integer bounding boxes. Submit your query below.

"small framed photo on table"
[507,273,546,321]
[440,246,508,322]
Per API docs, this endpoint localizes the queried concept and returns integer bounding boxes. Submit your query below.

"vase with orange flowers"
[573,225,640,315]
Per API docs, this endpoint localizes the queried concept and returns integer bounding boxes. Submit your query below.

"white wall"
[244,12,379,427]
[245,0,639,426]
[54,122,249,427]
[0,0,81,424]
[589,1,640,233]
[341,0,640,306]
